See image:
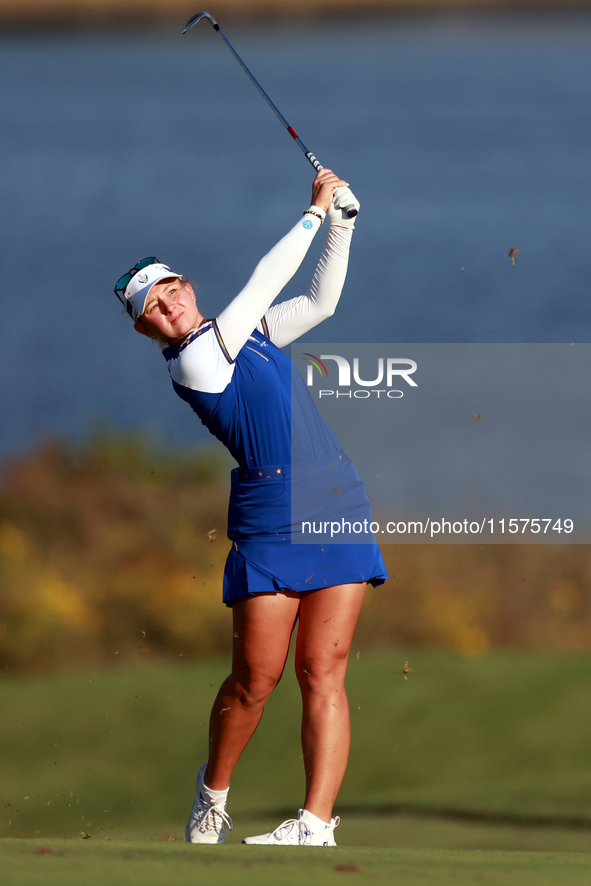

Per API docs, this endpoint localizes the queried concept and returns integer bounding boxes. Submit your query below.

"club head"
[183,11,219,34]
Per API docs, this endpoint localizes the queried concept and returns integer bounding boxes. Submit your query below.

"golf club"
[183,11,359,218]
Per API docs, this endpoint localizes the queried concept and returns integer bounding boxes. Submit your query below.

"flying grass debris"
[472,412,482,422]
[508,248,520,266]
[402,661,413,680]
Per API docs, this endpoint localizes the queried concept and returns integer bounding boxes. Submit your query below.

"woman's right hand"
[310,169,349,212]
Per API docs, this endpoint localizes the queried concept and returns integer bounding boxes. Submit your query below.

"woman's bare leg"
[204,592,301,790]
[295,582,366,822]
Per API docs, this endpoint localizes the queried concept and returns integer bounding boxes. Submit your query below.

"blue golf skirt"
[222,449,388,605]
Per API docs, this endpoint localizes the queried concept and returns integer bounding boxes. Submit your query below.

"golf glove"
[328,186,360,227]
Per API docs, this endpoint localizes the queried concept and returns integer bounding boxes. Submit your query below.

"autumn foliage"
[0,432,231,672]
[0,432,589,672]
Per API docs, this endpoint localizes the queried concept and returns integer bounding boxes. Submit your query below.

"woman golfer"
[114,169,387,846]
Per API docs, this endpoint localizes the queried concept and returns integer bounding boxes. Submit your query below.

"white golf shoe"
[242,808,339,846]
[185,763,233,844]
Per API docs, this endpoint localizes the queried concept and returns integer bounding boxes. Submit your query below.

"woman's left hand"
[311,169,349,212]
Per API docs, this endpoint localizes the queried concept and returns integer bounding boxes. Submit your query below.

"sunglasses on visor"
[114,257,160,317]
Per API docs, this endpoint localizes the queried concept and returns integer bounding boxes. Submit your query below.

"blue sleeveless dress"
[163,322,388,605]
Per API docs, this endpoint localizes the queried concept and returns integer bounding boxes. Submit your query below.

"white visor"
[124,264,183,321]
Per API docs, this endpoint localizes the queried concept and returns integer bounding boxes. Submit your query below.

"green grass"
[2,840,591,886]
[2,651,591,843]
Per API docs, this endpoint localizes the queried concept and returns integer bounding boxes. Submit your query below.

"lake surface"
[1,10,591,465]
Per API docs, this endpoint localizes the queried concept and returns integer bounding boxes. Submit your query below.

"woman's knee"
[232,663,282,709]
[295,647,349,695]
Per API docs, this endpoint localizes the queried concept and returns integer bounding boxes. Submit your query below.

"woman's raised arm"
[215,209,325,360]
[262,219,354,349]
[215,170,350,361]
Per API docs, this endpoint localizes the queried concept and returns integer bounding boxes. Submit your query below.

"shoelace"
[189,802,234,835]
[270,818,312,845]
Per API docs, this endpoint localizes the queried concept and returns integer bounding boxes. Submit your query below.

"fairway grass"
[106,812,591,853]
[2,839,591,886]
[2,652,591,844]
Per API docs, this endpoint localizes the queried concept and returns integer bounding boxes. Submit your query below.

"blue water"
[1,11,591,461]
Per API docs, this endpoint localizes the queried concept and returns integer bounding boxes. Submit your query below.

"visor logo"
[137,273,148,284]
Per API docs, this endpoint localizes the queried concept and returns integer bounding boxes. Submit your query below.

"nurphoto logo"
[303,354,418,399]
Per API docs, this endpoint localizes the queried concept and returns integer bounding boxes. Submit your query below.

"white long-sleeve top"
[165,209,353,395]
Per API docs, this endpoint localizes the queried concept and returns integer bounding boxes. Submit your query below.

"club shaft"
[184,11,357,217]
[187,13,322,172]
[214,27,322,171]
